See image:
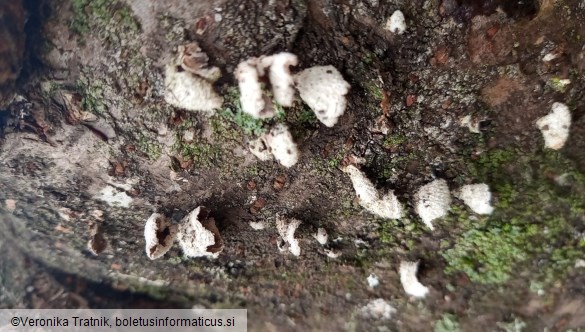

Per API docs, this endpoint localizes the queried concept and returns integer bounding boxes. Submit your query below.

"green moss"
[364,81,383,101]
[71,0,141,45]
[176,142,221,167]
[383,134,407,149]
[378,153,417,179]
[443,225,532,284]
[547,77,571,92]
[377,219,421,257]
[362,52,376,65]
[289,106,317,126]
[434,314,460,332]
[220,87,268,136]
[136,133,162,160]
[76,79,107,114]
[443,149,585,285]
[220,109,265,136]
[496,318,527,332]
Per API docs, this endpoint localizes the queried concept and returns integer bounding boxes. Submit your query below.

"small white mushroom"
[247,136,273,161]
[294,65,350,127]
[367,274,380,288]
[325,249,341,258]
[264,124,300,168]
[542,52,559,62]
[249,221,265,230]
[360,299,397,320]
[313,227,328,245]
[164,65,223,113]
[370,192,403,220]
[414,179,451,230]
[258,52,298,107]
[459,115,480,134]
[177,207,223,259]
[276,217,302,256]
[399,261,429,298]
[235,58,269,118]
[536,102,571,150]
[343,165,379,203]
[144,213,178,260]
[385,10,406,35]
[456,184,494,215]
[342,165,402,219]
[164,44,223,113]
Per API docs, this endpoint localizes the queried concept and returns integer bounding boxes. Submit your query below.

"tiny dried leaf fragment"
[178,43,220,81]
[276,217,302,256]
[144,213,178,260]
[58,92,98,125]
[399,260,429,298]
[177,207,223,259]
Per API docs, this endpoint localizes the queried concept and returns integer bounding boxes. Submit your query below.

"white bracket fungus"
[236,58,268,118]
[164,42,223,113]
[399,260,429,298]
[360,299,397,320]
[247,124,300,167]
[456,184,494,215]
[247,136,273,161]
[249,221,265,230]
[294,65,350,127]
[542,52,560,62]
[313,227,328,245]
[342,165,402,219]
[144,213,178,260]
[385,10,406,35]
[258,53,298,107]
[276,217,302,256]
[236,52,298,119]
[414,179,451,230]
[325,249,341,258]
[263,124,300,168]
[177,207,223,259]
[367,274,380,288]
[536,102,571,150]
[459,114,481,134]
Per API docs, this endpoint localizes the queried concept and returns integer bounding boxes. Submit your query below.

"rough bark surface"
[2,0,585,331]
